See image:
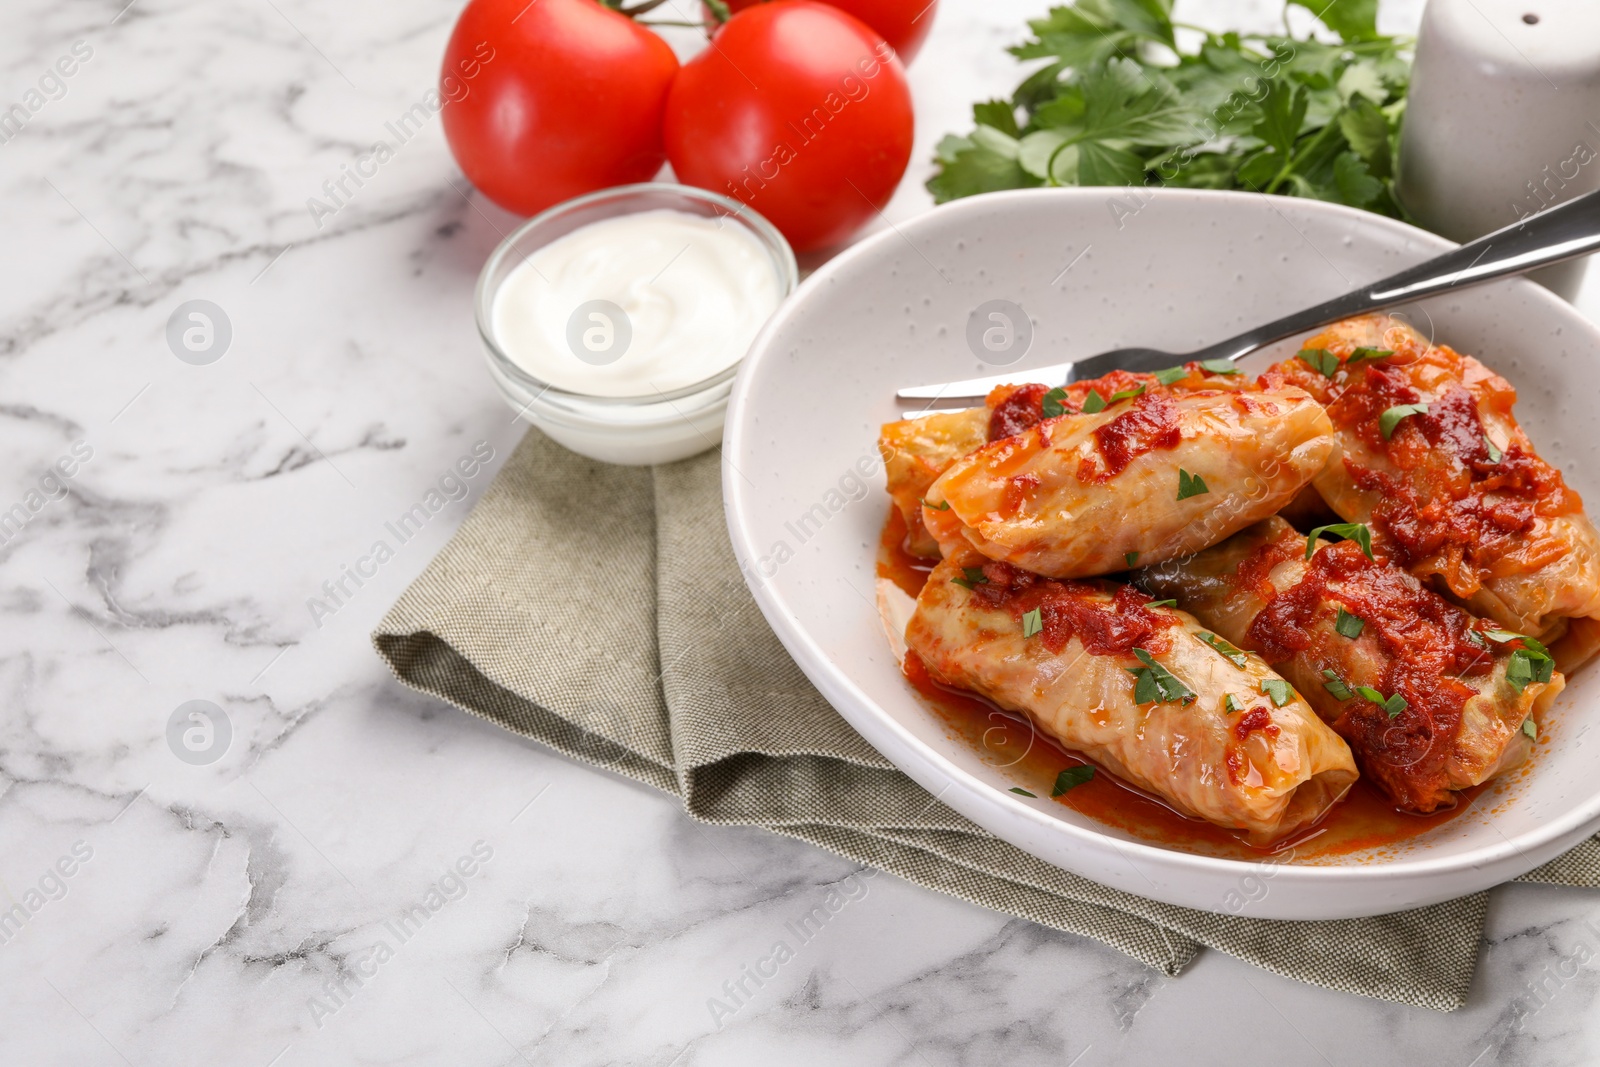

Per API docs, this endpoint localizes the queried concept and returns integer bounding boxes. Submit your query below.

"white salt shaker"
[1397,0,1600,299]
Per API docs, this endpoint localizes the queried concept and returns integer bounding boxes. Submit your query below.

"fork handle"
[1192,187,1600,365]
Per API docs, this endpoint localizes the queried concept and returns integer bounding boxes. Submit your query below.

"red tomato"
[720,0,937,63]
[665,1,914,253]
[440,0,678,217]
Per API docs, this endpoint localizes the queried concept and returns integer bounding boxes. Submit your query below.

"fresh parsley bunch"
[928,0,1411,218]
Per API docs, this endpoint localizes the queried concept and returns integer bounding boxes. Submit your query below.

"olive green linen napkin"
[372,429,1600,1012]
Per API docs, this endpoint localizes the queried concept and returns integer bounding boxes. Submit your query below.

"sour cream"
[490,208,782,398]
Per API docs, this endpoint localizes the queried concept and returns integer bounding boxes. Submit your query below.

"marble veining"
[4,0,1600,1063]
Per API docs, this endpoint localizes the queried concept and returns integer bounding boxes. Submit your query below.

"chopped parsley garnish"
[1484,435,1503,463]
[1082,384,1146,412]
[1154,366,1189,385]
[1306,522,1374,561]
[1146,598,1177,608]
[1125,551,1140,567]
[1379,403,1430,440]
[1224,693,1240,713]
[1041,386,1071,418]
[951,566,990,591]
[1355,685,1407,719]
[1334,608,1365,639]
[1482,629,1549,655]
[1126,648,1195,705]
[1052,765,1095,795]
[1523,719,1538,741]
[1259,678,1292,707]
[1346,347,1393,366]
[1197,632,1249,669]
[1481,630,1556,692]
[1322,669,1353,701]
[1506,648,1555,693]
[1296,347,1339,378]
[923,498,951,510]
[1021,607,1043,638]
[1198,358,1240,375]
[1176,468,1209,500]
[1009,787,1037,797]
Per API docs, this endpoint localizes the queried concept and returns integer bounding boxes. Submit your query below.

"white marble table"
[5,0,1600,1062]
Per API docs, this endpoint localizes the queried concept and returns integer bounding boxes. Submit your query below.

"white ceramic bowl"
[722,187,1600,920]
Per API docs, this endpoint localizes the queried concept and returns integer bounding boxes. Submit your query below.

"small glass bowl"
[475,183,798,466]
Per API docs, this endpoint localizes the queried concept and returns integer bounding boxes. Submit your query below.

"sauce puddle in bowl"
[876,506,1486,862]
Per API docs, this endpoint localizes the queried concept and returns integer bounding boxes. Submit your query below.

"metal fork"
[896,187,1600,407]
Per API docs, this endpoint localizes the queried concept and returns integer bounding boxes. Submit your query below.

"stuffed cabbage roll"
[879,371,1190,559]
[906,554,1357,844]
[1267,315,1600,662]
[880,408,988,558]
[1140,516,1565,813]
[922,385,1334,577]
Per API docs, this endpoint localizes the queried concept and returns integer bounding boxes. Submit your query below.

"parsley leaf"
[1306,522,1374,561]
[1022,607,1044,638]
[1334,607,1365,639]
[952,567,991,591]
[1482,629,1550,655]
[1146,598,1177,608]
[1522,719,1538,741]
[949,566,992,593]
[1009,787,1037,797]
[1198,358,1241,375]
[1260,678,1293,707]
[1296,347,1340,378]
[1337,96,1392,178]
[1052,765,1095,795]
[1197,632,1249,668]
[1251,78,1309,179]
[927,130,1034,202]
[1345,346,1393,366]
[1484,435,1503,463]
[1177,468,1209,500]
[1042,386,1071,417]
[1224,693,1240,713]
[1154,365,1189,385]
[1126,647,1195,705]
[1125,550,1140,567]
[1081,388,1107,414]
[928,0,1411,216]
[1379,403,1430,440]
[1354,685,1408,718]
[1334,151,1383,208]
[923,498,951,510]
[1289,0,1379,43]
[1506,648,1556,693]
[1322,669,1353,701]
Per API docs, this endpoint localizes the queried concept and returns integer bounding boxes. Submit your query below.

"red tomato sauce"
[1080,391,1182,482]
[963,559,1178,656]
[986,383,1052,441]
